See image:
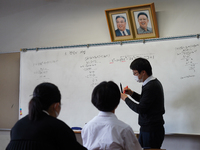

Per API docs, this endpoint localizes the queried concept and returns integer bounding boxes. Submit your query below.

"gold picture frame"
[105,9,134,42]
[105,3,159,41]
[130,3,159,39]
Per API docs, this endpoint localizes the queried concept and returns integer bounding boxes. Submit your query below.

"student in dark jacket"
[6,82,87,150]
[121,57,165,149]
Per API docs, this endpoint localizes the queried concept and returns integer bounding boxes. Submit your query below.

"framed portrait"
[105,3,159,41]
[105,9,134,42]
[130,3,159,39]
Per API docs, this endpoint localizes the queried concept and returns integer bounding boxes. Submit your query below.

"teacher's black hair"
[130,57,152,76]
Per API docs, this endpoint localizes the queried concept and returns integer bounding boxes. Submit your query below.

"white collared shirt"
[143,75,156,86]
[120,30,128,36]
[81,111,142,150]
[42,110,49,115]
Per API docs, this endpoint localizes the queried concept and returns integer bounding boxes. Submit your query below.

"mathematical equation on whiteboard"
[80,53,155,87]
[31,50,155,86]
[175,44,199,79]
[33,60,58,80]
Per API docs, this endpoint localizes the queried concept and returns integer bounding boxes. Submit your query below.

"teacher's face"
[138,15,149,30]
[116,17,126,31]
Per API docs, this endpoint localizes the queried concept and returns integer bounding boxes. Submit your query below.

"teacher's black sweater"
[125,79,165,132]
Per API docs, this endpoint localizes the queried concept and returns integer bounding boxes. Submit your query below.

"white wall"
[1,0,200,149]
[0,0,200,53]
[0,131,10,150]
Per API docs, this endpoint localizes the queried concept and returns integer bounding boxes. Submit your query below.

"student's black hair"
[91,81,120,112]
[130,57,152,76]
[137,12,148,19]
[28,82,61,121]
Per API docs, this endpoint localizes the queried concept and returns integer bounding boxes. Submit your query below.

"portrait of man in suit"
[114,15,130,37]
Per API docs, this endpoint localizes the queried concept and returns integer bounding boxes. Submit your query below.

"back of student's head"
[130,57,152,76]
[91,81,120,112]
[29,82,61,121]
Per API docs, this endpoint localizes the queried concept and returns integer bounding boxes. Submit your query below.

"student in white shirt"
[81,81,142,150]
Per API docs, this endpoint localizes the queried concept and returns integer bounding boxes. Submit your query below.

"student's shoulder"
[82,116,97,128]
[116,119,135,134]
[51,117,69,127]
[115,119,133,130]
[49,117,75,135]
[12,115,29,126]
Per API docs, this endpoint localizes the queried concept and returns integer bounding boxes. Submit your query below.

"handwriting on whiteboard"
[80,53,155,87]
[175,44,199,79]
[110,54,154,63]
[33,60,58,80]
[80,54,110,87]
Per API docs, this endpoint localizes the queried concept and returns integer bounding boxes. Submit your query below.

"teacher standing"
[121,57,165,149]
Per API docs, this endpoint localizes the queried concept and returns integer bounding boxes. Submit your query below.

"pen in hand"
[120,83,123,93]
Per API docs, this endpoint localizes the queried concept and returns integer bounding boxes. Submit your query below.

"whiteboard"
[20,37,200,134]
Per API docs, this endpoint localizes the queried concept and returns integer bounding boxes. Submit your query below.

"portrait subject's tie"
[122,31,126,36]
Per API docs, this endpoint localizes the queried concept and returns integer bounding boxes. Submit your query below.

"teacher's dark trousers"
[139,126,165,149]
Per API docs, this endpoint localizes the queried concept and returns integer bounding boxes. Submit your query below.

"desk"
[73,130,139,140]
[74,130,82,145]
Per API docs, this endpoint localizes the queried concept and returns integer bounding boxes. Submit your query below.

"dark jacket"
[115,29,130,36]
[6,112,87,150]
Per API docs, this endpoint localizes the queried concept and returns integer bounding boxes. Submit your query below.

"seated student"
[6,82,87,150]
[81,81,142,150]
